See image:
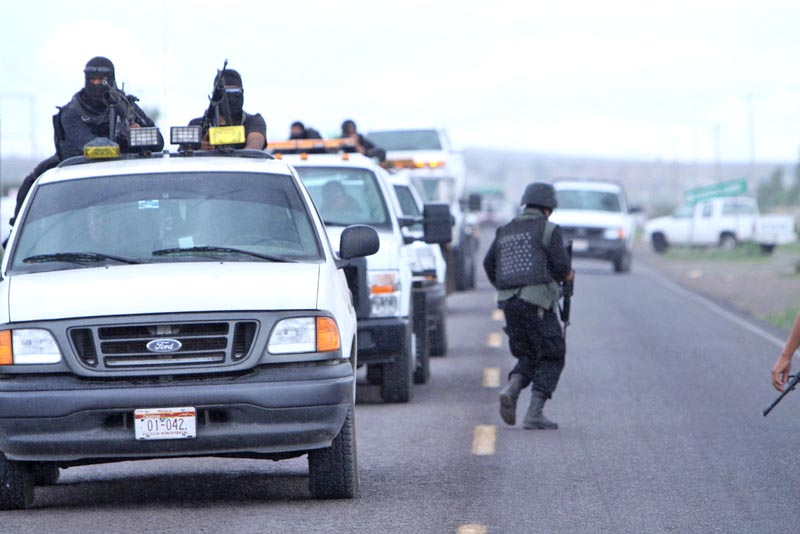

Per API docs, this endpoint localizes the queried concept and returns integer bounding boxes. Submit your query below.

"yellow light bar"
[83,138,120,159]
[0,331,11,365]
[267,138,357,152]
[382,159,416,169]
[209,125,246,146]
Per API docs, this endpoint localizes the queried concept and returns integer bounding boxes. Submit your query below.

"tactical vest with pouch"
[494,217,555,290]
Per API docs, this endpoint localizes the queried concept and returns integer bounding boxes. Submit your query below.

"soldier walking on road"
[483,183,574,429]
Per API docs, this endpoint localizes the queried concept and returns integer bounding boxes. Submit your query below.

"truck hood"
[6,263,320,322]
[323,226,402,271]
[549,210,630,229]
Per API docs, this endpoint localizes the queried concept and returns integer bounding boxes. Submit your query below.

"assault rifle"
[762,374,800,417]
[101,81,150,143]
[559,240,574,333]
[201,59,232,138]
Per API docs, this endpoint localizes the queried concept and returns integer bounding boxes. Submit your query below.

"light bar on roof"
[171,125,202,145]
[129,127,162,148]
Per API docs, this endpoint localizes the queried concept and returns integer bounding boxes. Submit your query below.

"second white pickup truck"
[644,196,797,254]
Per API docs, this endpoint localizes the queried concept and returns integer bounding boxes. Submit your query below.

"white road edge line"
[640,263,786,349]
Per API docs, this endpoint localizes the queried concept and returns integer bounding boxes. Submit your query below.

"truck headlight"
[409,247,437,275]
[369,270,401,317]
[604,227,625,240]
[0,329,62,365]
[267,317,341,354]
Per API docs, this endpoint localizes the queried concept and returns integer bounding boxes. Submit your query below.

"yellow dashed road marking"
[492,309,503,321]
[471,425,496,456]
[458,525,488,534]
[482,367,501,388]
[486,332,503,348]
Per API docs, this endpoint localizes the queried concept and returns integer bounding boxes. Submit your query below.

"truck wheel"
[0,455,34,510]
[719,233,737,250]
[651,233,669,254]
[308,404,359,499]
[366,364,382,385]
[613,251,632,273]
[454,245,472,291]
[413,313,431,385]
[429,309,448,357]
[380,321,414,403]
[31,463,60,486]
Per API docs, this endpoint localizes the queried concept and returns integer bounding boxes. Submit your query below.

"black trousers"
[501,297,566,398]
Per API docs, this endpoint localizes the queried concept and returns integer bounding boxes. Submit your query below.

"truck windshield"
[365,129,442,151]
[556,190,622,213]
[296,167,391,227]
[9,172,322,273]
[414,176,455,203]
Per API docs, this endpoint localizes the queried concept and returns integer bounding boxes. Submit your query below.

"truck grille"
[561,226,605,240]
[69,321,258,369]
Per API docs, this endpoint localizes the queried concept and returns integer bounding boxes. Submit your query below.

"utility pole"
[746,92,757,184]
[713,123,722,181]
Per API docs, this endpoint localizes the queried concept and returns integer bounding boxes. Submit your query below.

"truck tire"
[719,232,737,250]
[651,233,669,254]
[413,311,431,384]
[366,364,383,385]
[0,455,33,510]
[380,318,414,403]
[308,404,359,499]
[31,463,60,486]
[613,251,632,273]
[429,308,448,357]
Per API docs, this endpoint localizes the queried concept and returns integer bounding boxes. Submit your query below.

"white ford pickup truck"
[644,196,797,254]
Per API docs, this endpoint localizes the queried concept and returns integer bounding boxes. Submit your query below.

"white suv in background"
[548,179,638,273]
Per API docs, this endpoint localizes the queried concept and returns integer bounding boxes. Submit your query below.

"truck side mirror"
[339,224,380,261]
[468,193,482,212]
[423,202,453,244]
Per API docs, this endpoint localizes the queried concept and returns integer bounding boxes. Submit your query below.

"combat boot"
[498,373,528,426]
[522,390,558,430]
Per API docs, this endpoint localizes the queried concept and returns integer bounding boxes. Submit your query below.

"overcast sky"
[2,0,800,164]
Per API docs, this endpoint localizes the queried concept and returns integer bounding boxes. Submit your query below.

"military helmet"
[521,182,558,209]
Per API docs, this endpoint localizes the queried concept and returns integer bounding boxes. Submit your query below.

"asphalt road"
[3,229,798,533]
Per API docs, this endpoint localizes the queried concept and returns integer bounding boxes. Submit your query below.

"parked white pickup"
[644,196,797,254]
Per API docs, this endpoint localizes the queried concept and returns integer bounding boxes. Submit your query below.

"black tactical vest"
[494,217,554,290]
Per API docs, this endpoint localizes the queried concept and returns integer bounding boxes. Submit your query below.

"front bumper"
[0,362,354,462]
[571,239,628,261]
[356,317,409,363]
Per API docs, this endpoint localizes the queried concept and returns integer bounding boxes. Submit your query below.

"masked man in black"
[189,68,266,150]
[483,183,574,429]
[12,56,163,226]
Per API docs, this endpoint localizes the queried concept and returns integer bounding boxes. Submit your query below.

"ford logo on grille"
[146,339,182,353]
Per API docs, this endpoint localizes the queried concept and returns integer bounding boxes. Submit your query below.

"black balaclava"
[83,56,115,109]
[223,69,244,122]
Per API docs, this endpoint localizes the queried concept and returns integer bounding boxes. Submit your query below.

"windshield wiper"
[23,252,142,265]
[152,246,296,263]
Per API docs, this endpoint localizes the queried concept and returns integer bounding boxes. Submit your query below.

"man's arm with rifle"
[198,60,232,150]
[765,310,800,415]
[560,240,574,330]
[101,81,164,151]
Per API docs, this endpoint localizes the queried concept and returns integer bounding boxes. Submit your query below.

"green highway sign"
[684,179,747,204]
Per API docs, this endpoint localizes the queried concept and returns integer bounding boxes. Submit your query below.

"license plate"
[572,239,589,252]
[134,407,196,440]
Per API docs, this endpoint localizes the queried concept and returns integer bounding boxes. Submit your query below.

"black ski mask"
[83,56,115,106]
[223,69,244,122]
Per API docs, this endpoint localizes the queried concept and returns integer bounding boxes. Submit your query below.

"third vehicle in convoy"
[366,127,479,292]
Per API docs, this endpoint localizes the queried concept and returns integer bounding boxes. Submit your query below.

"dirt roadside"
[632,238,799,328]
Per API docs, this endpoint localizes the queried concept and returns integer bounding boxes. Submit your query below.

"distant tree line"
[757,161,800,210]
